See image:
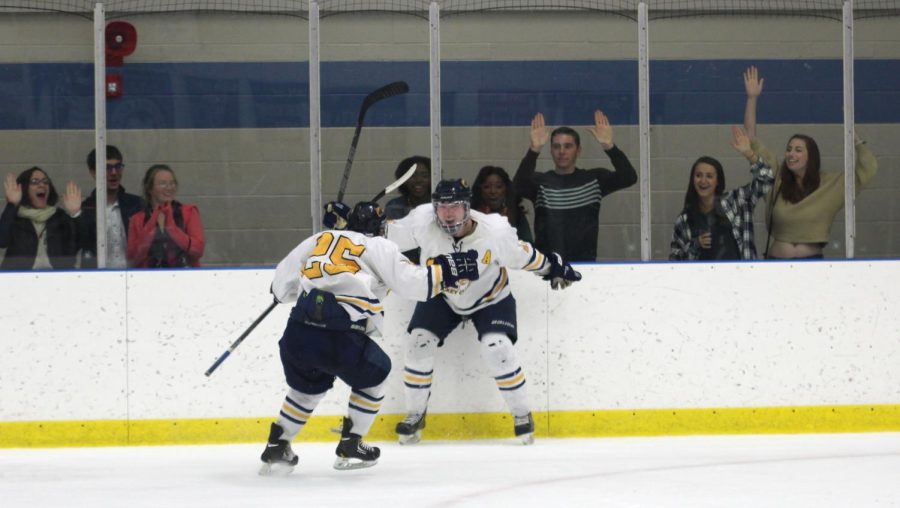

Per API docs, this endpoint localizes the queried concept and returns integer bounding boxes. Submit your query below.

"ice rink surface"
[2,432,899,507]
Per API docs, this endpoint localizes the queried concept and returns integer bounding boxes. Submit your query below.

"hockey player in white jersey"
[385,179,582,445]
[259,201,480,474]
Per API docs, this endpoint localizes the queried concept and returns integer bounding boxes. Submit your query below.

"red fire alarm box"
[106,74,123,98]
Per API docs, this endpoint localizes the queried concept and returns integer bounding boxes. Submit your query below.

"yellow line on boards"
[2,405,898,448]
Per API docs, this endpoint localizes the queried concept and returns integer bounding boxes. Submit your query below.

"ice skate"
[514,412,534,445]
[395,411,426,445]
[259,423,298,475]
[334,417,380,470]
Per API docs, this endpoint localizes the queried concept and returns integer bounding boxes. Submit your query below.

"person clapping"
[126,165,205,268]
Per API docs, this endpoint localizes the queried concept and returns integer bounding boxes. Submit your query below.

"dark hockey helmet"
[348,201,386,236]
[432,178,472,203]
[432,178,472,235]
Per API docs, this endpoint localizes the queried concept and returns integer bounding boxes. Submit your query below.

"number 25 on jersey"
[302,232,365,279]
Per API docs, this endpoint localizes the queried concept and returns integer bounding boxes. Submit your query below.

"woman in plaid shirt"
[669,126,775,261]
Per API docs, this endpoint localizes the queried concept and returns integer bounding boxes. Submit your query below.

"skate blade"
[518,433,534,445]
[259,462,295,476]
[398,430,422,445]
[333,457,378,471]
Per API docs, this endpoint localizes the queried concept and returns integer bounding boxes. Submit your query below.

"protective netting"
[648,0,900,20]
[854,0,900,19]
[0,0,897,19]
[317,0,430,19]
[649,0,843,20]
[439,0,636,19]
[107,0,307,17]
[0,1,309,18]
[0,0,92,16]
[442,0,899,21]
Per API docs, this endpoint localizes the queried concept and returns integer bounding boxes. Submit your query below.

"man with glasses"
[79,145,142,268]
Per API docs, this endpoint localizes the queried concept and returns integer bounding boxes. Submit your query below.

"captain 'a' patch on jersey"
[386,204,548,315]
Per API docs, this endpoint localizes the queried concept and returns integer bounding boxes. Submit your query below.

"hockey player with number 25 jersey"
[386,179,581,445]
[259,201,480,474]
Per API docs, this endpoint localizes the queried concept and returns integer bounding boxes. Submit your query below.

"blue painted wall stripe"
[0,59,897,130]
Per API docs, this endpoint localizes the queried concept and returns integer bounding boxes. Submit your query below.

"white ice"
[2,433,899,507]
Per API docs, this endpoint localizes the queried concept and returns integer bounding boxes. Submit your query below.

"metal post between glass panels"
[843,0,856,258]
[309,1,323,233]
[638,2,651,262]
[429,1,442,185]
[94,2,108,268]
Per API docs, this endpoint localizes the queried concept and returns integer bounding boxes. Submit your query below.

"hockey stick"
[204,301,277,377]
[205,145,412,378]
[371,163,417,203]
[336,80,410,203]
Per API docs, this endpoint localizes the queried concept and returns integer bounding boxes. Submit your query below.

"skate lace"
[357,440,376,453]
[401,413,423,425]
[514,414,531,426]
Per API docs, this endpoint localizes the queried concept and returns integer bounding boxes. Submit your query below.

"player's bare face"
[551,134,581,173]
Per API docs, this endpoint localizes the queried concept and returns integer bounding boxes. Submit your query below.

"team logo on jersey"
[443,278,470,295]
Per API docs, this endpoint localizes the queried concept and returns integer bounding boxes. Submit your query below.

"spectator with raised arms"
[742,65,878,259]
[514,110,637,261]
[669,126,775,261]
[1,167,82,270]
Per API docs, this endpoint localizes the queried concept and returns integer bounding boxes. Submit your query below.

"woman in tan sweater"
[742,66,878,259]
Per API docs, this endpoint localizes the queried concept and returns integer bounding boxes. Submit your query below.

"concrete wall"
[0,10,898,265]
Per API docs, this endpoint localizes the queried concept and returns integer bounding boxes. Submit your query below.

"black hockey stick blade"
[371,163,417,203]
[336,81,410,202]
[359,81,409,123]
[204,301,277,377]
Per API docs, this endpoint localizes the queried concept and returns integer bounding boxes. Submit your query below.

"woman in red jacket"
[127,164,205,268]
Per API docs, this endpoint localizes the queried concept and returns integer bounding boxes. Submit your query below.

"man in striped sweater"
[514,110,638,262]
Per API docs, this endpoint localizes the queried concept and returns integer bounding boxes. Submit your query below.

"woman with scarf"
[127,164,205,268]
[1,167,82,270]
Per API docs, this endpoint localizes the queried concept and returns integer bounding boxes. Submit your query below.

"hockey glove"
[435,249,480,290]
[543,252,582,290]
[323,201,351,230]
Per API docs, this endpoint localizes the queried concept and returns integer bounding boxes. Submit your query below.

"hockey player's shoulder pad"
[389,203,437,232]
[468,208,517,233]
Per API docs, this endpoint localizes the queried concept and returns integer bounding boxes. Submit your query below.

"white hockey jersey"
[386,204,549,315]
[272,229,446,332]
